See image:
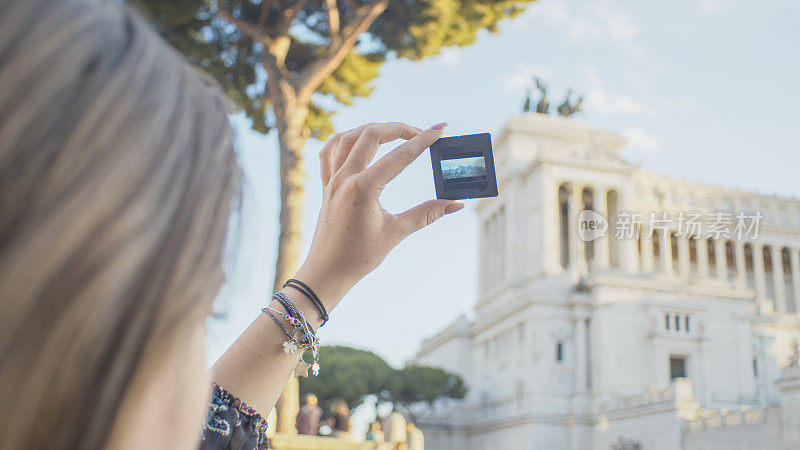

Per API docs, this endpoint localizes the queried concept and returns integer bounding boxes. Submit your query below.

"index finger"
[341,122,423,174]
[364,122,447,186]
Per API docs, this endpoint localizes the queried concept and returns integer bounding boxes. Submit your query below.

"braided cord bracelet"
[283,278,329,326]
[275,292,320,374]
[262,306,317,377]
[261,291,321,376]
[261,308,296,353]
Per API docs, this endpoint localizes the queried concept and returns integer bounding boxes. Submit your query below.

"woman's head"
[333,400,349,414]
[0,0,240,448]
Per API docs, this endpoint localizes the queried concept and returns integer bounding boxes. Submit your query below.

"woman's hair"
[0,0,241,448]
[333,400,350,414]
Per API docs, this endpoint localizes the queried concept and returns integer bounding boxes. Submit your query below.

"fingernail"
[444,203,464,214]
[428,122,447,131]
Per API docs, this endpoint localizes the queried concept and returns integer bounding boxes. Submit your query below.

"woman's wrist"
[272,290,323,329]
[291,264,352,314]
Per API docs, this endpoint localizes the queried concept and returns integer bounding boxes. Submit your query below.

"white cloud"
[525,0,639,47]
[584,88,656,117]
[597,5,639,44]
[623,128,663,154]
[626,70,645,87]
[662,95,698,111]
[502,63,554,93]
[581,64,602,86]
[697,0,728,16]
[532,0,571,23]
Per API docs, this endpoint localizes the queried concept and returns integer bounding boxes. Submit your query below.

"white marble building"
[413,113,800,450]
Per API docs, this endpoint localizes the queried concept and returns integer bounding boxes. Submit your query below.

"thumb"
[395,199,464,236]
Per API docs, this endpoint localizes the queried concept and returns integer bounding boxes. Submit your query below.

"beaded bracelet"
[275,293,320,373]
[261,292,321,377]
[262,307,316,377]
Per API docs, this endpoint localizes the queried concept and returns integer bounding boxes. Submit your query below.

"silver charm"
[263,295,323,377]
[292,327,309,345]
[294,359,311,378]
[283,340,297,355]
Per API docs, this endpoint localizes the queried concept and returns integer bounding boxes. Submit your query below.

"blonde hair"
[0,0,241,448]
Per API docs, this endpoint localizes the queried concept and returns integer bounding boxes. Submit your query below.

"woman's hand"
[211,122,460,410]
[293,122,464,311]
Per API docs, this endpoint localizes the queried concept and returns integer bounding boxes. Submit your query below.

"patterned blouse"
[200,384,269,449]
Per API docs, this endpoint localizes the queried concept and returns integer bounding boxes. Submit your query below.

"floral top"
[200,384,269,449]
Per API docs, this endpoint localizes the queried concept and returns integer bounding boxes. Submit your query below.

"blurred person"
[384,411,409,443]
[406,422,424,450]
[296,394,323,436]
[329,400,352,437]
[365,420,385,442]
[0,0,462,448]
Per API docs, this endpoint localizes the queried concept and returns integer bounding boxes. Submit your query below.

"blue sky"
[207,0,800,367]
[441,156,484,171]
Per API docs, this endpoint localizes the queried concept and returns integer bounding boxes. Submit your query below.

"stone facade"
[412,113,800,449]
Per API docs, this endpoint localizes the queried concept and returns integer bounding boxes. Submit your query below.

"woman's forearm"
[209,281,334,415]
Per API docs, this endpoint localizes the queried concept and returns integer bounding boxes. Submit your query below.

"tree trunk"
[270,90,307,294]
[267,66,310,435]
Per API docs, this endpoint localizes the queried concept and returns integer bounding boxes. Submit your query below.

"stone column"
[714,239,728,280]
[734,240,747,288]
[790,248,800,313]
[753,243,766,299]
[641,225,655,273]
[621,235,639,273]
[569,185,586,277]
[771,245,786,312]
[697,237,709,279]
[700,335,713,406]
[507,178,526,284]
[594,187,610,269]
[619,192,639,273]
[543,178,562,275]
[477,211,485,294]
[567,186,577,273]
[659,231,673,275]
[573,310,589,393]
[678,237,690,277]
[276,377,299,434]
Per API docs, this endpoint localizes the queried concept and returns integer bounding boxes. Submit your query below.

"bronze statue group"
[522,77,584,118]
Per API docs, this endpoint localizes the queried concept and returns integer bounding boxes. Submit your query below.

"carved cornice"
[494,114,627,153]
[586,274,754,300]
[416,314,472,359]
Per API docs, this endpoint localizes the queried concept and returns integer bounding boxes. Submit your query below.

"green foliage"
[390,365,467,408]
[129,0,263,126]
[299,346,467,413]
[130,0,537,139]
[372,0,530,61]
[319,51,383,107]
[299,346,394,411]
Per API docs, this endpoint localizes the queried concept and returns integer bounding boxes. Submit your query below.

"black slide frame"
[429,132,498,200]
